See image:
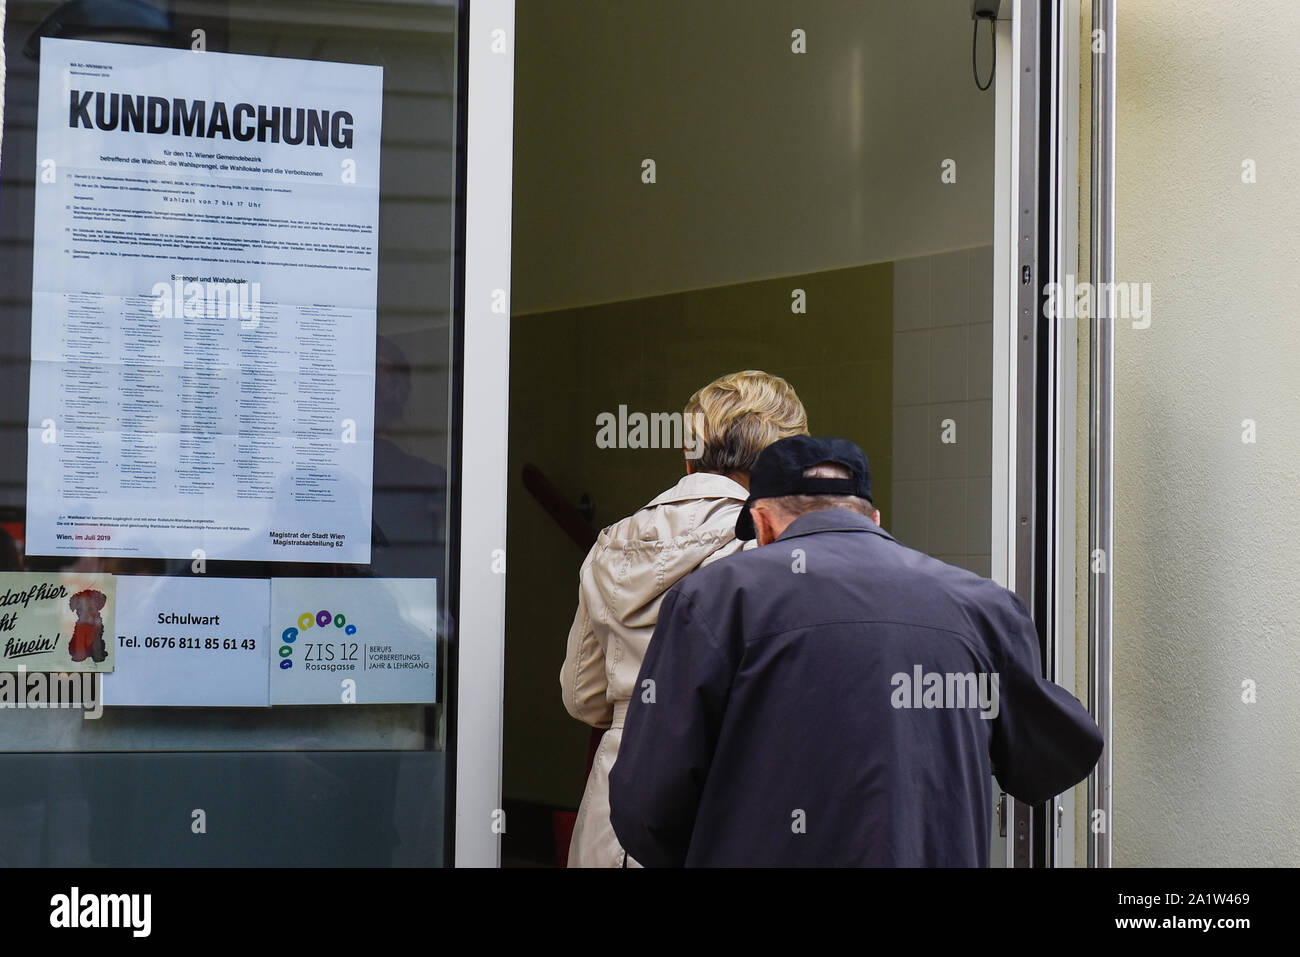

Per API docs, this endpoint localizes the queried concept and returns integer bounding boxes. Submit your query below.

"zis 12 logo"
[280,609,359,671]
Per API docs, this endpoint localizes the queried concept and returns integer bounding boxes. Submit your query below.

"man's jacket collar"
[774,507,896,544]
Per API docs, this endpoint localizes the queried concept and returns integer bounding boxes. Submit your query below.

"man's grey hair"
[768,462,875,519]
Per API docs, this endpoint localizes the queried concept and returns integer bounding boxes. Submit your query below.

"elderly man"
[609,435,1103,867]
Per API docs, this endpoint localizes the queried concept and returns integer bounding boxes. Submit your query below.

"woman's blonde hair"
[684,370,808,475]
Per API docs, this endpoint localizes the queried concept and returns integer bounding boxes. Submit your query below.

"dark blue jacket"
[608,508,1103,867]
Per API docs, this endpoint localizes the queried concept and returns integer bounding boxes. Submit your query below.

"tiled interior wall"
[507,245,999,810]
[891,246,994,578]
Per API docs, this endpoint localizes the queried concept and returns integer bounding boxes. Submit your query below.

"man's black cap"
[735,436,873,541]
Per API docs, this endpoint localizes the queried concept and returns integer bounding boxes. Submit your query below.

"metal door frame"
[993,0,1085,868]
[1086,0,1116,871]
[452,0,515,867]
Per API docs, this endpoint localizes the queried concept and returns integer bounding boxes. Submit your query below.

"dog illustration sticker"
[0,572,115,672]
[68,589,109,663]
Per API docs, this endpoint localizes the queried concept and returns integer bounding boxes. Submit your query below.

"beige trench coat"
[559,472,750,867]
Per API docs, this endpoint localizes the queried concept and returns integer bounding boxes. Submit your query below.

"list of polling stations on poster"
[26,38,382,564]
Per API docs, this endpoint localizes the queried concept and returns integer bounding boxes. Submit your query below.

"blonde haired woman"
[560,370,808,867]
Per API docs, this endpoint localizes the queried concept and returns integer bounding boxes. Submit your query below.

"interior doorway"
[501,0,1006,867]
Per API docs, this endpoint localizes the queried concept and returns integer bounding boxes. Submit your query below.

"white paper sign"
[103,576,270,706]
[270,578,437,705]
[27,38,382,564]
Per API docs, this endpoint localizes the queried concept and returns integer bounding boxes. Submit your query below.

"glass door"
[499,0,1014,867]
[0,0,467,866]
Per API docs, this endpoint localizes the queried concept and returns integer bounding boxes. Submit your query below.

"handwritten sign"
[0,572,116,672]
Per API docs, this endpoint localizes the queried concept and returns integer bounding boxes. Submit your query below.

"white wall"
[1106,0,1300,865]
[892,245,994,579]
[512,0,993,313]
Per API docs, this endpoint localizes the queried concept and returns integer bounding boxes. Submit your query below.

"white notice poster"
[27,39,382,564]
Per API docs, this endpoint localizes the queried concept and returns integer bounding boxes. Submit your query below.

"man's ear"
[752,503,779,546]
[870,508,881,527]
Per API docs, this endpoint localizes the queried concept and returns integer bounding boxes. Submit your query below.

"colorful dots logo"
[278,609,356,670]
